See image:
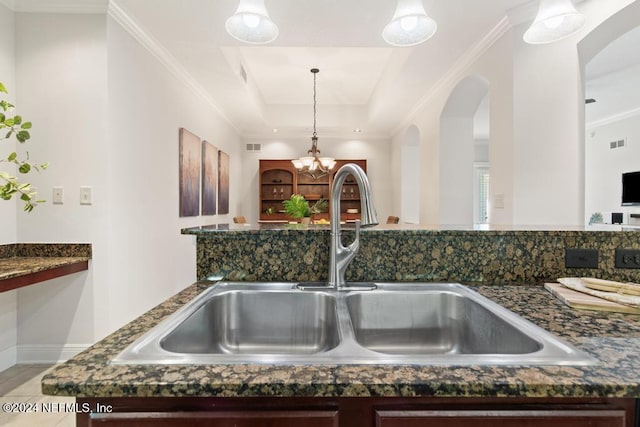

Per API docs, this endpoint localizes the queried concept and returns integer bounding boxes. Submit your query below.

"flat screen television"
[622,171,640,206]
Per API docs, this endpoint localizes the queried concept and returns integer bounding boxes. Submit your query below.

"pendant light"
[292,68,336,179]
[523,0,585,44]
[225,0,279,45]
[382,0,437,47]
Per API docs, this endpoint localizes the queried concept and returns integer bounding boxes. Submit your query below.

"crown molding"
[107,0,240,134]
[393,16,513,137]
[1,0,108,13]
[586,106,640,130]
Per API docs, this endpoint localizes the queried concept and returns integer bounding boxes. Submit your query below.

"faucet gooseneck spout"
[328,163,378,289]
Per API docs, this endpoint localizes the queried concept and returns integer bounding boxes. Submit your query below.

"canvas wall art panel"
[218,150,230,215]
[201,141,217,215]
[179,128,200,217]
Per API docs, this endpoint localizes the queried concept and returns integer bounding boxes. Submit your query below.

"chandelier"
[291,68,336,179]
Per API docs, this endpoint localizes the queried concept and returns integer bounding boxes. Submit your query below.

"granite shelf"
[0,243,92,293]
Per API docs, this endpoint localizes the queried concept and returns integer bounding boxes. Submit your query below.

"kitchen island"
[42,281,640,426]
[42,225,640,426]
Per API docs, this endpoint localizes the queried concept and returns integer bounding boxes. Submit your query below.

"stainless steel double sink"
[112,282,595,366]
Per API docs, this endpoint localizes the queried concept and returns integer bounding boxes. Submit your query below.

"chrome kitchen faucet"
[328,163,379,289]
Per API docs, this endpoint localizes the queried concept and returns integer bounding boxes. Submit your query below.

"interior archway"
[439,75,490,226]
[579,1,640,228]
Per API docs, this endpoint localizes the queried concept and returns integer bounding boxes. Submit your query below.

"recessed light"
[353,129,362,133]
[272,128,278,133]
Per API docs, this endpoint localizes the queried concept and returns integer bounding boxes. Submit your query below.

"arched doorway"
[439,75,490,226]
[580,2,640,227]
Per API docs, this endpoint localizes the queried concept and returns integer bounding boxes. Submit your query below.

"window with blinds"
[475,167,489,225]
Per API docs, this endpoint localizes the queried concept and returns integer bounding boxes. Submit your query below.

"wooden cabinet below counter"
[76,396,637,427]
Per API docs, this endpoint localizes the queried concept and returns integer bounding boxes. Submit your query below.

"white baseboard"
[0,345,17,372]
[17,344,90,364]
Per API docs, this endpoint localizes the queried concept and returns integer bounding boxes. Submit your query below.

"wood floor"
[0,364,74,427]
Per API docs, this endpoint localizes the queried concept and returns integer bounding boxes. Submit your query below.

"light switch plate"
[52,186,63,204]
[80,186,92,205]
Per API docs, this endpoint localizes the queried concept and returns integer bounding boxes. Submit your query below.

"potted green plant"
[309,198,328,217]
[283,194,328,224]
[282,194,310,223]
[1,82,47,212]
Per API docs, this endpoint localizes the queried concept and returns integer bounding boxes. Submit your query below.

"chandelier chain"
[313,70,317,138]
[291,67,334,179]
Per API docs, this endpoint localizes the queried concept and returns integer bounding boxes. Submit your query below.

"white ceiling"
[4,0,638,136]
[112,0,536,137]
[585,25,640,127]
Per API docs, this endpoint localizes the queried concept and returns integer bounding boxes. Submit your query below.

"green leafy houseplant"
[282,194,328,220]
[0,82,47,212]
[309,198,328,216]
[282,194,310,219]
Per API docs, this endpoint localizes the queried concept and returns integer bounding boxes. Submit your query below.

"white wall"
[103,14,241,334]
[391,32,514,226]
[391,0,638,228]
[586,114,640,222]
[3,10,242,365]
[511,24,584,226]
[13,12,106,360]
[241,136,393,224]
[0,3,16,243]
[400,125,420,224]
[0,2,17,372]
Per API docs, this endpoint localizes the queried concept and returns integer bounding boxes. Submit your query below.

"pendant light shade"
[225,0,279,45]
[523,0,585,44]
[382,0,437,47]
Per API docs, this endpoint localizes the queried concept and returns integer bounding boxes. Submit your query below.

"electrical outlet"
[565,248,598,269]
[615,249,640,269]
[52,186,63,204]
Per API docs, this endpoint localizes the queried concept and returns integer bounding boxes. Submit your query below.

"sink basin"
[161,290,339,355]
[346,291,541,355]
[112,282,595,366]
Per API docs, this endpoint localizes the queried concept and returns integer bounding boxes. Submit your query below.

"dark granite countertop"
[42,281,640,399]
[181,223,595,235]
[0,243,92,292]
